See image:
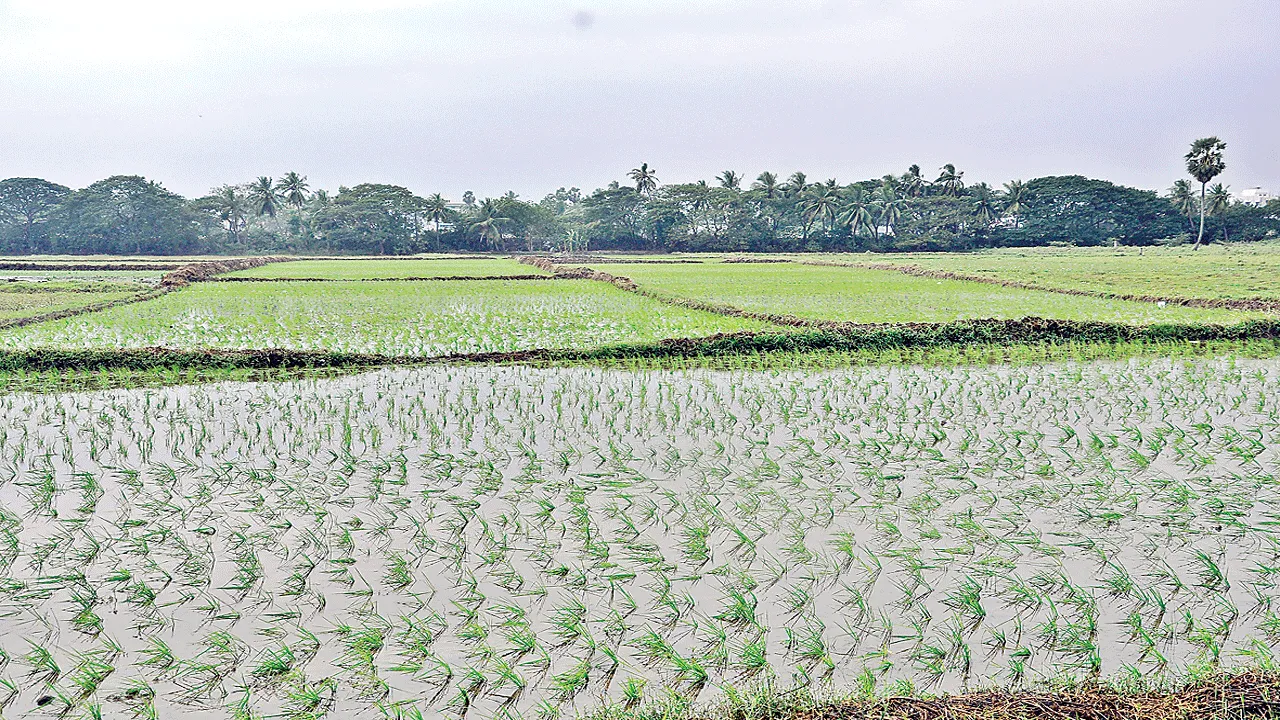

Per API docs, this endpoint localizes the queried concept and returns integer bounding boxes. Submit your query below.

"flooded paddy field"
[1,356,1278,718]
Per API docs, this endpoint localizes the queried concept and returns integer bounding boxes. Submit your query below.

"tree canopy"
[1,164,1275,255]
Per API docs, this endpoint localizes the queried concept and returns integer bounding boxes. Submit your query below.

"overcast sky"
[1,0,1276,200]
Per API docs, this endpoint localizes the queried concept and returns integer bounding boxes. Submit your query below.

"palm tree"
[691,180,712,213]
[802,185,840,233]
[785,172,808,197]
[279,172,310,209]
[470,198,509,251]
[752,172,780,198]
[936,164,965,196]
[425,193,450,236]
[972,183,996,226]
[628,163,659,195]
[1206,183,1232,243]
[1185,137,1227,250]
[717,170,741,190]
[877,183,905,237]
[249,176,280,217]
[901,165,925,197]
[472,218,502,250]
[1003,180,1027,228]
[1167,180,1197,233]
[839,188,877,240]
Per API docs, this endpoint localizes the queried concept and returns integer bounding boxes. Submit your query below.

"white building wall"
[1240,187,1275,206]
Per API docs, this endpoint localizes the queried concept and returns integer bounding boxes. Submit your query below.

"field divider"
[738,670,1280,720]
[802,258,1280,313]
[160,256,296,286]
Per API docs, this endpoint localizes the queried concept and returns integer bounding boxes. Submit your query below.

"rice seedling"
[0,351,1276,718]
[0,280,768,357]
[603,262,1265,325]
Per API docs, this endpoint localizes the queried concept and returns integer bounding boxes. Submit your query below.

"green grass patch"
[607,262,1265,324]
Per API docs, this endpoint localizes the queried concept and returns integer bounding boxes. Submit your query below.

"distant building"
[1240,187,1276,206]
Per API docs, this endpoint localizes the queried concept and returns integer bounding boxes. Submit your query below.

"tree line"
[0,161,1275,256]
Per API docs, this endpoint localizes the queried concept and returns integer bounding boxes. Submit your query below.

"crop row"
[0,360,1278,718]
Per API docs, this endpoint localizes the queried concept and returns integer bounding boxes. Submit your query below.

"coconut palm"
[785,172,809,197]
[1167,180,1197,232]
[691,180,712,213]
[1185,137,1227,250]
[839,188,877,240]
[470,198,509,251]
[425,193,450,236]
[470,217,503,251]
[717,170,742,190]
[936,164,965,196]
[628,163,659,195]
[752,172,780,198]
[972,183,996,226]
[249,176,281,217]
[901,165,925,197]
[278,172,310,209]
[1003,180,1027,228]
[802,185,840,233]
[1206,183,1232,243]
[878,183,905,236]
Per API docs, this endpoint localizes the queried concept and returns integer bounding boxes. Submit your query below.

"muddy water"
[0,357,1277,718]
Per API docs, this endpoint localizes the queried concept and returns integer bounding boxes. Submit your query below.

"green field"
[812,244,1280,302]
[0,278,767,355]
[0,253,1279,720]
[605,262,1263,324]
[229,257,550,279]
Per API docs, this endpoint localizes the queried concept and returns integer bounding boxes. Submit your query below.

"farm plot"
[0,279,768,355]
[0,286,146,323]
[606,263,1264,324]
[228,258,549,280]
[0,358,1278,719]
[823,244,1280,303]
